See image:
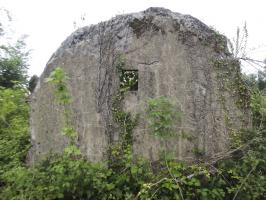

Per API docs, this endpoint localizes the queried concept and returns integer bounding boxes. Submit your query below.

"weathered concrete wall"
[29,7,251,164]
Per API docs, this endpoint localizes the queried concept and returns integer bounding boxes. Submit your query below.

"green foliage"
[146,97,182,138]
[112,92,138,149]
[0,88,29,164]
[120,70,138,91]
[110,59,139,169]
[215,129,266,199]
[138,160,225,200]
[0,87,30,193]
[46,67,71,105]
[245,67,266,95]
[211,90,266,200]
[0,41,29,88]
[257,69,266,93]
[212,58,251,110]
[0,84,266,199]
[0,15,30,194]
[2,155,110,200]
[116,55,138,92]
[1,56,266,199]
[1,152,153,200]
[251,90,266,128]
[46,67,79,155]
[0,9,29,89]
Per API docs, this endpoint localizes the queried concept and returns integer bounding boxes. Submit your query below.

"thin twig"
[150,186,162,199]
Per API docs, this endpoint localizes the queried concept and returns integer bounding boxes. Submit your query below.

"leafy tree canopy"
[0,9,29,89]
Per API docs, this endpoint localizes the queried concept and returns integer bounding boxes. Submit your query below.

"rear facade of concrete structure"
[29,7,251,164]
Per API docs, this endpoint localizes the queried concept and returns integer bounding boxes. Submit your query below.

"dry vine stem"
[94,19,125,145]
[93,16,164,148]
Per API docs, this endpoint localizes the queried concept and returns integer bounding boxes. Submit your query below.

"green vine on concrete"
[46,67,80,156]
[212,58,251,148]
[212,58,251,110]
[109,57,139,168]
[212,58,233,133]
[209,28,230,54]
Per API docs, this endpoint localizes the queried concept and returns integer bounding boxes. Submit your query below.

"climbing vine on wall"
[212,58,251,110]
[109,56,139,168]
[46,67,80,156]
[211,57,252,148]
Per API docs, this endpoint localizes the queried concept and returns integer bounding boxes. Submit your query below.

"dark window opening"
[120,70,138,91]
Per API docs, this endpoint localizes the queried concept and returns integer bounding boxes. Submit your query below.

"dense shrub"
[0,87,30,177]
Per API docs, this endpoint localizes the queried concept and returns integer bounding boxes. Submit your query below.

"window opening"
[120,70,138,91]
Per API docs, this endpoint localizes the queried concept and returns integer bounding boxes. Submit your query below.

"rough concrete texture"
[29,7,251,164]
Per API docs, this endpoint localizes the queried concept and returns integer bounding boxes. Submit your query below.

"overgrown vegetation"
[0,11,266,200]
[0,11,31,197]
[0,87,29,177]
[1,59,266,199]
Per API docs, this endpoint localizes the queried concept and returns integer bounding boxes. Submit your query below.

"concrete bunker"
[29,7,251,164]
